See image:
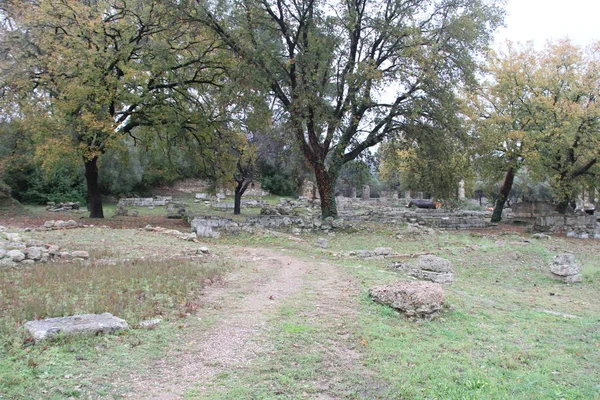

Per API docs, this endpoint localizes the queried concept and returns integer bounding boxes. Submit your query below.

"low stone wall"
[534,214,599,239]
[118,196,172,207]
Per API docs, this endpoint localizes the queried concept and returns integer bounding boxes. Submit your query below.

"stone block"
[24,313,128,343]
[369,281,445,319]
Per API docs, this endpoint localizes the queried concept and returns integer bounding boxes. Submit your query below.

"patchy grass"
[0,227,232,399]
[0,217,599,399]
[202,228,600,399]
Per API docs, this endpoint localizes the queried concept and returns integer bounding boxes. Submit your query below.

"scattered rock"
[550,253,583,283]
[7,249,25,262]
[532,233,551,240]
[25,247,44,261]
[24,313,128,343]
[71,251,90,260]
[138,319,161,330]
[374,247,393,256]
[369,281,445,320]
[198,247,210,254]
[144,225,154,232]
[388,261,410,271]
[316,238,329,248]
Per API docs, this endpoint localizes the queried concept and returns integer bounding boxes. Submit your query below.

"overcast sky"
[494,0,600,49]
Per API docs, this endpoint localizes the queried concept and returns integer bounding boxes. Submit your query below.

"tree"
[469,40,600,220]
[0,0,224,217]
[195,0,504,218]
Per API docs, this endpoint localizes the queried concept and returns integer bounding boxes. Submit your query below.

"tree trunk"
[233,179,251,215]
[313,164,338,219]
[491,167,515,223]
[84,156,104,218]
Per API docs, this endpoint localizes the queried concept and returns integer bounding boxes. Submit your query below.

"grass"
[202,228,600,399]
[0,211,599,399]
[0,232,232,399]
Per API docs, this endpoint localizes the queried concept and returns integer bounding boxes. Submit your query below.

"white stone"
[24,313,128,342]
[7,250,25,262]
[198,247,210,254]
[71,251,89,259]
[374,247,393,256]
[26,247,44,260]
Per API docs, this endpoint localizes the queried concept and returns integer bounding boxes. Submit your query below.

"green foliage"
[198,0,504,217]
[469,40,600,209]
[336,160,371,197]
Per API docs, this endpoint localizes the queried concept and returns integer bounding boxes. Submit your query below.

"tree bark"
[313,164,338,219]
[491,167,515,223]
[234,179,251,215]
[84,156,104,218]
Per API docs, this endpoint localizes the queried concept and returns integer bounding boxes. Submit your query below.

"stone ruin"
[166,202,186,219]
[25,313,128,343]
[361,185,370,200]
[301,180,319,199]
[0,226,89,267]
[549,253,583,283]
[369,281,445,320]
[46,202,81,212]
[507,201,599,239]
[118,196,172,207]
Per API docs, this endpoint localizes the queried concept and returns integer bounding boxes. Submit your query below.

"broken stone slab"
[374,247,393,256]
[550,254,583,283]
[410,255,455,284]
[410,269,455,284]
[369,281,445,320]
[24,313,128,343]
[417,255,453,273]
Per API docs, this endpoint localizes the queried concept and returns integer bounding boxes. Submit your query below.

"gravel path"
[118,247,361,399]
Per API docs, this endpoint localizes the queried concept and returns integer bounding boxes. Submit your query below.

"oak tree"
[195,0,503,218]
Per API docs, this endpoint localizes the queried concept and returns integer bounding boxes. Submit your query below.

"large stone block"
[24,313,128,342]
[550,253,583,283]
[369,281,445,319]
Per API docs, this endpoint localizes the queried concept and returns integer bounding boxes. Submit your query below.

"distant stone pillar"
[350,187,357,199]
[458,179,466,200]
[405,190,411,200]
[417,192,423,199]
[362,185,371,200]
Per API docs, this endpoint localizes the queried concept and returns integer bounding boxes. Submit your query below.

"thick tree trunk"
[491,167,515,223]
[84,156,104,218]
[313,164,338,219]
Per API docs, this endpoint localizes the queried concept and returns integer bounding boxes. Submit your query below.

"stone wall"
[534,214,599,239]
[118,196,172,207]
[510,202,556,218]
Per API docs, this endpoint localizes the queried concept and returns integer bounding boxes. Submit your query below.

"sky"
[494,0,600,49]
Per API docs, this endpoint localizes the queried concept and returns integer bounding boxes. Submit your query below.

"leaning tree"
[193,0,504,218]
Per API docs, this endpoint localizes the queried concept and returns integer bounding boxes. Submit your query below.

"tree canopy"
[195,0,504,218]
[468,40,600,219]
[0,0,225,217]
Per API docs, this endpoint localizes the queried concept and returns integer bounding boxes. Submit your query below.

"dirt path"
[118,247,362,399]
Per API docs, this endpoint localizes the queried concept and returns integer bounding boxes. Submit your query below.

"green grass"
[1,217,599,399]
[196,228,600,399]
